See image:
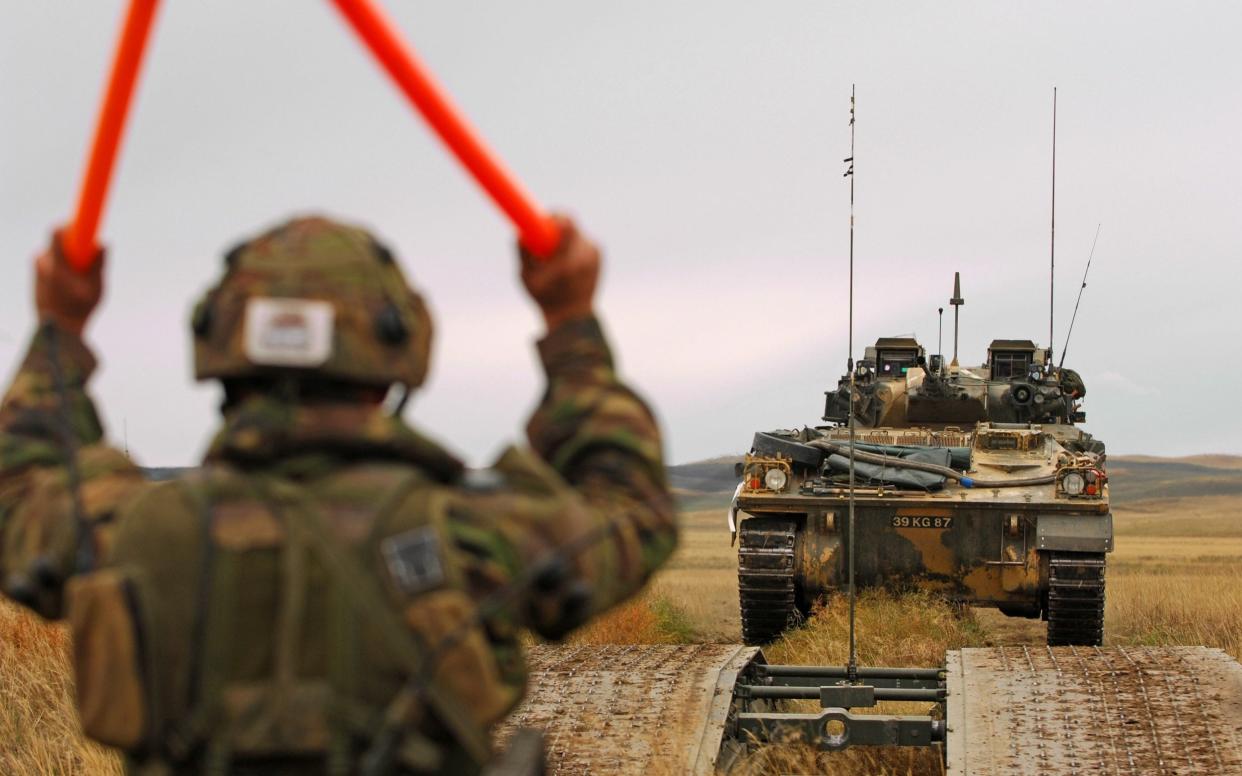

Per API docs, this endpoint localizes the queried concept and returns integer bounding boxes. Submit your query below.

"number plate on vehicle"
[891,515,953,529]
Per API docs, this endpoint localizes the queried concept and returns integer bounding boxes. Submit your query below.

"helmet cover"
[192,216,432,388]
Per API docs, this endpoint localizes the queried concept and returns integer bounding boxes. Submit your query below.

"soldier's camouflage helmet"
[191,216,433,388]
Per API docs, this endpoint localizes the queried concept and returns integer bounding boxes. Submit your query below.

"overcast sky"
[3,2,1239,466]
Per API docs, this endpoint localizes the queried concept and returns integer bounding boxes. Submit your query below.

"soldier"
[0,215,677,774]
[1058,367,1086,400]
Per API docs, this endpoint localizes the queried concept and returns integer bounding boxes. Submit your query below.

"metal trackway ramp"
[494,643,758,775]
[947,646,1242,775]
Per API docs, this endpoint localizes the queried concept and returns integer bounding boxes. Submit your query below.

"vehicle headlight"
[764,468,788,491]
[1061,471,1085,496]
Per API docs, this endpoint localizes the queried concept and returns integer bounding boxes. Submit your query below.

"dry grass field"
[1107,495,1242,659]
[1,455,1239,773]
[632,497,1242,661]
[0,603,121,776]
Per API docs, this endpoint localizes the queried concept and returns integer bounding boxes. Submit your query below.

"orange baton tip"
[64,0,161,272]
[329,0,560,260]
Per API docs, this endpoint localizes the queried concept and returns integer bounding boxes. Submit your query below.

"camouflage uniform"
[0,218,677,774]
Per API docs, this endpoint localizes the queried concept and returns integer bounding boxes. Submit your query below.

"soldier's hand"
[35,229,104,338]
[519,214,599,331]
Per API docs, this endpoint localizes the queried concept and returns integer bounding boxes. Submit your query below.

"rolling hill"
[667,453,1242,507]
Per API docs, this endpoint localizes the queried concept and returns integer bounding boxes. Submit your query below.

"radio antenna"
[950,272,964,367]
[1048,87,1057,371]
[937,307,944,375]
[843,84,859,683]
[1058,223,1101,371]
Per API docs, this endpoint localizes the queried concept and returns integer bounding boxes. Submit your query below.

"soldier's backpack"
[67,465,502,774]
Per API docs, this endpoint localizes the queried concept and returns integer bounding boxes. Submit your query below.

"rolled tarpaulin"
[825,447,954,492]
[853,442,973,471]
[809,439,1057,489]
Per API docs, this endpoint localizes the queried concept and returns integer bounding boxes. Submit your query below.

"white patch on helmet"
[243,297,335,367]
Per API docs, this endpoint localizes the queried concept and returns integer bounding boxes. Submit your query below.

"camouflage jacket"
[0,317,676,774]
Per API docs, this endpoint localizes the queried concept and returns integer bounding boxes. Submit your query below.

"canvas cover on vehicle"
[852,442,971,470]
[824,446,953,490]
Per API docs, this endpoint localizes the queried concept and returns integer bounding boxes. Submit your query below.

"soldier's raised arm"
[0,233,143,617]
[449,216,678,640]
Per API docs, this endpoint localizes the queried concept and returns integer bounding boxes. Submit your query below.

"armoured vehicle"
[730,318,1111,647]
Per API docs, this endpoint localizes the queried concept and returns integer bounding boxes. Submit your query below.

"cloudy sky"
[2,2,1239,466]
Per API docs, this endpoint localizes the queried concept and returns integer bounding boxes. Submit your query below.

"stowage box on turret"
[730,328,1111,647]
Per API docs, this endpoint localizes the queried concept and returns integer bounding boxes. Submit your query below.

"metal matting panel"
[946,646,1242,775]
[494,643,759,775]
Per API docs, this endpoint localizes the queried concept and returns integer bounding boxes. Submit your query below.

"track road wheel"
[1045,551,1106,646]
[738,517,799,645]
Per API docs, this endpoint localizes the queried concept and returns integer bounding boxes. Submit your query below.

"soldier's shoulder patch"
[380,526,445,596]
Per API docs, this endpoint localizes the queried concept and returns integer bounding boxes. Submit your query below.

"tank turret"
[823,335,1089,430]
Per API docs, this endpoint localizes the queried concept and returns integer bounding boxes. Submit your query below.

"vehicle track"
[737,517,798,645]
[1046,551,1107,646]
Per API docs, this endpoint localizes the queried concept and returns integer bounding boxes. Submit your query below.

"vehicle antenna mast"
[843,84,859,683]
[1048,86,1057,372]
[937,307,944,375]
[950,272,964,368]
[1058,223,1101,371]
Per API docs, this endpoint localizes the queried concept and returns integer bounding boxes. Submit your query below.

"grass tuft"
[764,590,988,668]
[568,591,698,645]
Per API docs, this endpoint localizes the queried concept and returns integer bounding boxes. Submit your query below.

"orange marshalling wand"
[63,0,559,268]
[63,0,161,271]
[329,0,561,258]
